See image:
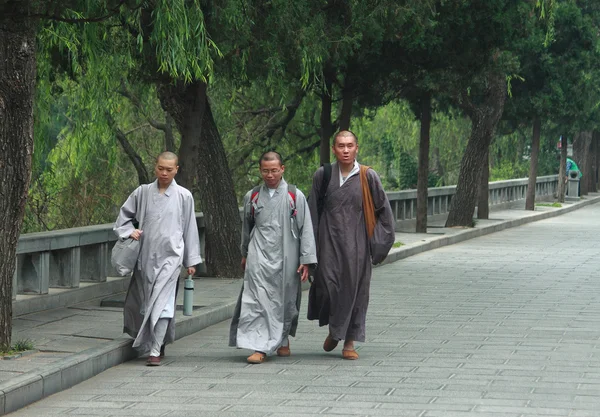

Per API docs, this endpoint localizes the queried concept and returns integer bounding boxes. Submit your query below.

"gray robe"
[114,179,202,354]
[229,179,317,354]
[307,163,395,342]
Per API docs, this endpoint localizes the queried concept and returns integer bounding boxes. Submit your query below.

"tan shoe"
[247,352,266,364]
[323,335,339,352]
[276,343,291,357]
[342,349,359,360]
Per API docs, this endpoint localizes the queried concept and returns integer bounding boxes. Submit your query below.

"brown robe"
[307,162,395,342]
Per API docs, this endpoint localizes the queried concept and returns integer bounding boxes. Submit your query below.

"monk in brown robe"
[307,130,395,360]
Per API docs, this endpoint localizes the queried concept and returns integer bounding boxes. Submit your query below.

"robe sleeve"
[240,190,253,258]
[367,169,396,265]
[295,190,318,265]
[182,192,202,268]
[307,167,324,245]
[113,186,142,239]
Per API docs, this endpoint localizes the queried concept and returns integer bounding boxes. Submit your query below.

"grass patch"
[1,338,35,356]
[536,202,562,208]
[392,241,404,248]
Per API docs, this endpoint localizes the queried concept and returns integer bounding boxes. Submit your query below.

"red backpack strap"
[250,186,261,218]
[287,184,296,209]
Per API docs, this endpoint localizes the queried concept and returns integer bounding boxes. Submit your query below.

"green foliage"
[392,241,404,248]
[24,0,600,232]
[536,202,562,207]
[0,338,35,355]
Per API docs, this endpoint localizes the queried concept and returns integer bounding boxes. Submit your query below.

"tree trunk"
[589,132,597,193]
[525,118,541,210]
[158,81,241,278]
[573,131,592,196]
[477,148,490,219]
[164,113,176,152]
[431,147,444,184]
[416,93,431,233]
[445,73,507,227]
[115,128,150,185]
[319,65,335,165]
[197,100,243,278]
[558,135,567,202]
[592,131,600,192]
[157,81,207,192]
[585,132,595,193]
[338,83,353,131]
[0,9,36,347]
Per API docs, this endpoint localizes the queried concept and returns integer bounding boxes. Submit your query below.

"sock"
[150,318,169,357]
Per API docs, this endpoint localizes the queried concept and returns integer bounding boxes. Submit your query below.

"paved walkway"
[6,201,600,416]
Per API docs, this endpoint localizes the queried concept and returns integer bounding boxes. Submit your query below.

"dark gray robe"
[307,162,395,342]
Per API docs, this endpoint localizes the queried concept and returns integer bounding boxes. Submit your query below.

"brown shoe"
[276,343,291,357]
[323,335,339,352]
[247,352,266,364]
[146,355,161,366]
[342,349,359,360]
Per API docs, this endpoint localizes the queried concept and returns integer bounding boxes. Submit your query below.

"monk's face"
[332,134,358,165]
[155,157,178,187]
[260,159,285,189]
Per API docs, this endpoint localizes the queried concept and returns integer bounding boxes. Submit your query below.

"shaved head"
[157,151,179,165]
[259,151,283,166]
[333,130,358,145]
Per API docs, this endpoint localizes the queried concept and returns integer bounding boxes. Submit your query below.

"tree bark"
[115,127,150,185]
[587,130,598,193]
[319,64,335,165]
[573,131,592,196]
[158,81,241,277]
[416,93,431,233]
[558,135,567,202]
[431,147,444,184]
[525,118,541,210]
[0,8,36,347]
[593,131,600,192]
[477,148,490,219]
[157,81,207,192]
[164,113,176,152]
[338,82,353,131]
[197,100,242,278]
[445,72,507,227]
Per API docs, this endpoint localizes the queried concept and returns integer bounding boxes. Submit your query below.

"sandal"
[342,349,359,360]
[247,352,266,364]
[276,343,291,357]
[323,335,339,352]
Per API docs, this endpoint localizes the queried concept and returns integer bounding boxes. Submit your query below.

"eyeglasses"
[261,169,282,175]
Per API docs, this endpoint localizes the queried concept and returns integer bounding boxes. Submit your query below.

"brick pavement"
[8,203,600,416]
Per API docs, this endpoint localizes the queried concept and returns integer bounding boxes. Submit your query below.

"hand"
[241,257,247,271]
[130,229,143,240]
[297,264,309,282]
[187,266,196,276]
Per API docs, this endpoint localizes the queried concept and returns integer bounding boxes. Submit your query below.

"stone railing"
[12,175,558,300]
[388,175,558,223]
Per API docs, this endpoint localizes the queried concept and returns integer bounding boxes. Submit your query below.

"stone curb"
[379,196,600,267]
[0,300,236,415]
[1,196,598,415]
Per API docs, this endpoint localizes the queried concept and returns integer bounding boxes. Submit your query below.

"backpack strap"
[250,185,261,219]
[251,184,297,220]
[317,163,332,220]
[287,184,296,209]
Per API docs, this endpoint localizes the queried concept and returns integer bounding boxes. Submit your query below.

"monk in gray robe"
[229,151,317,364]
[114,152,202,366]
[308,131,395,360]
